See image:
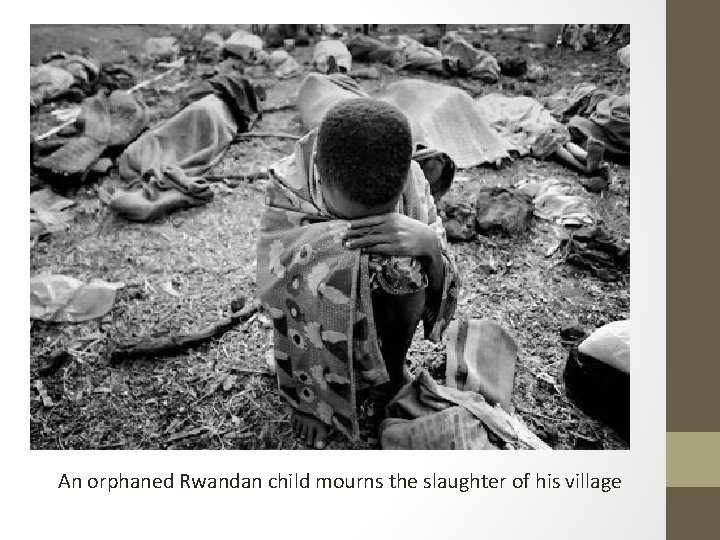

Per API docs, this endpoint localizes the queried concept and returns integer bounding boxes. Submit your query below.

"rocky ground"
[30,24,630,450]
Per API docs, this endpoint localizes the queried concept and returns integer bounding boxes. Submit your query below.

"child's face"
[321,180,400,220]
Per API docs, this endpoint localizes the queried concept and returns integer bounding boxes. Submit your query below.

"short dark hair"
[315,98,413,206]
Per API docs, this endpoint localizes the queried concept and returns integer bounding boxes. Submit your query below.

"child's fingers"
[342,224,387,239]
[344,234,393,249]
[347,214,392,229]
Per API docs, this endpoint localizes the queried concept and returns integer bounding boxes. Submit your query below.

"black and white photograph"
[29,23,630,451]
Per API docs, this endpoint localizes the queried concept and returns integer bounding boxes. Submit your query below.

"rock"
[438,192,475,242]
[475,187,533,235]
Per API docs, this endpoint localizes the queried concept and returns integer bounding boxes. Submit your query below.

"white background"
[5,2,665,538]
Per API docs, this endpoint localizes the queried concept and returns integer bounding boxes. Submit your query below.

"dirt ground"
[30,24,630,450]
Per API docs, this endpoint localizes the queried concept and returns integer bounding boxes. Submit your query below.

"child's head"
[315,98,413,218]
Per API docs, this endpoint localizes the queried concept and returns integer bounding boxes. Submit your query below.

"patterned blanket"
[257,130,460,439]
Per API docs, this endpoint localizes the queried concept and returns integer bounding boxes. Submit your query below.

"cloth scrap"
[522,179,597,227]
[297,73,369,131]
[475,93,568,156]
[31,274,124,323]
[380,79,514,168]
[118,95,238,181]
[381,370,549,450]
[30,188,76,240]
[444,319,518,411]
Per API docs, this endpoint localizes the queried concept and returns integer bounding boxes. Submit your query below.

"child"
[256,99,460,448]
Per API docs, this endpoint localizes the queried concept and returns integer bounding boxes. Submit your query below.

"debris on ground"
[475,187,533,235]
[30,188,76,241]
[31,274,124,322]
[109,299,259,364]
[564,225,630,282]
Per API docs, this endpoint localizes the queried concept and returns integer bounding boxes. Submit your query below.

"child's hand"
[342,213,439,259]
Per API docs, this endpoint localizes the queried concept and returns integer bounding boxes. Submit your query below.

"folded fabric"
[405,46,443,70]
[44,52,99,89]
[185,74,262,131]
[110,165,213,222]
[543,83,598,121]
[398,36,443,70]
[379,80,514,168]
[346,35,402,65]
[468,52,500,83]
[118,94,238,181]
[346,34,444,71]
[30,188,75,240]
[30,65,74,108]
[223,30,263,62]
[381,370,549,450]
[476,94,568,156]
[440,33,499,82]
[444,319,518,411]
[382,406,498,449]
[527,179,597,227]
[31,274,124,322]
[35,90,147,178]
[439,33,476,70]
[35,136,106,178]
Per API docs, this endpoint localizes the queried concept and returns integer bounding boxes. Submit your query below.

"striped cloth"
[444,319,518,412]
